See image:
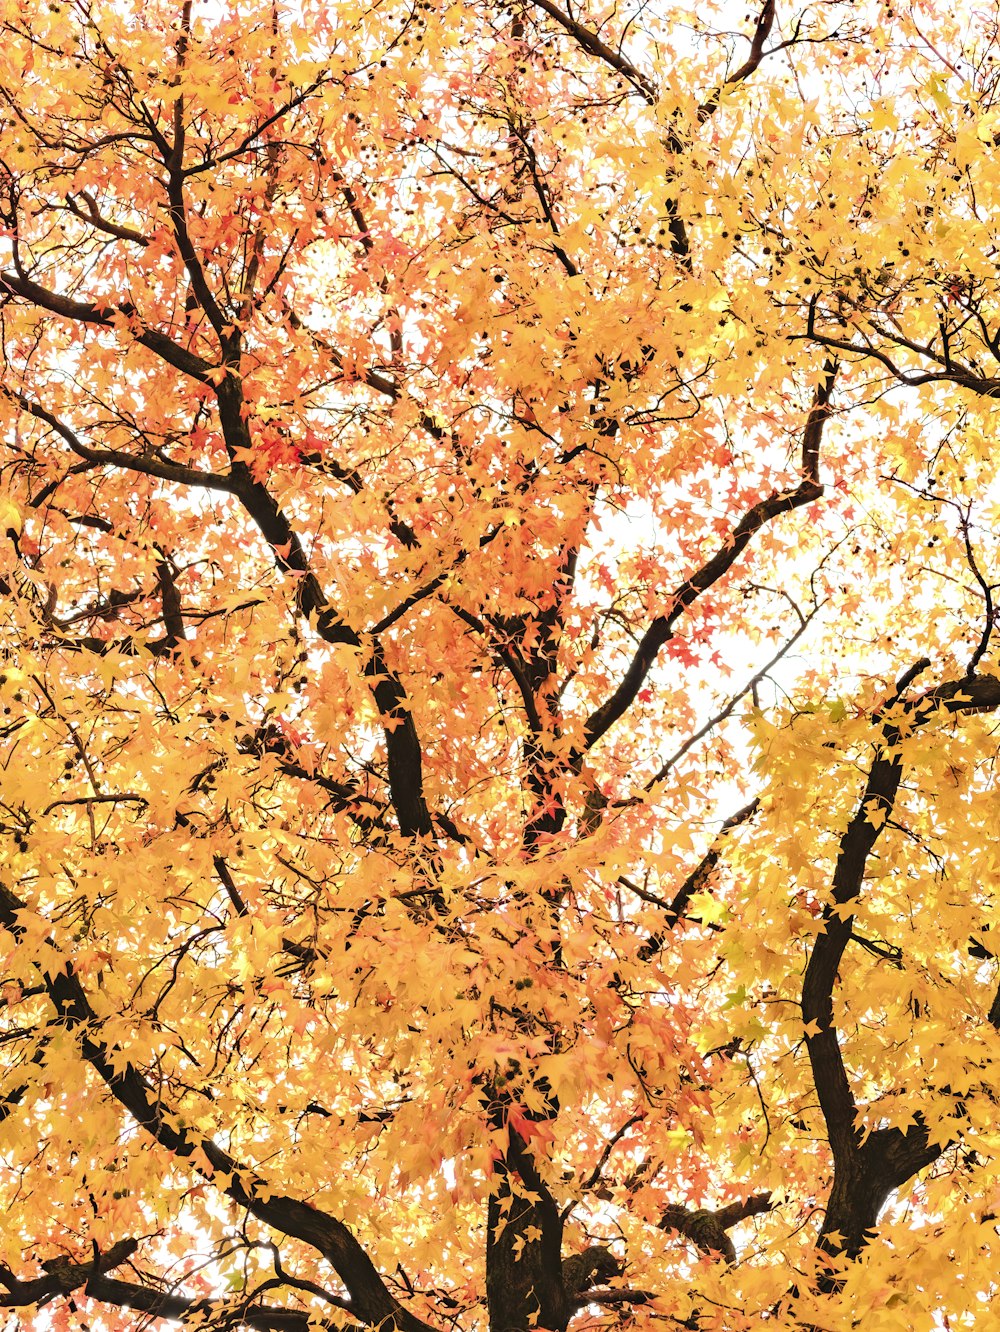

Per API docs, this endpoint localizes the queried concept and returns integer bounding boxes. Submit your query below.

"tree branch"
[660,1193,773,1265]
[583,367,836,749]
[802,669,1000,1259]
[527,0,657,103]
[0,881,438,1332]
[0,271,213,382]
[2,387,237,493]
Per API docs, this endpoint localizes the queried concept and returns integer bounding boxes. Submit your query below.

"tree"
[0,0,999,1326]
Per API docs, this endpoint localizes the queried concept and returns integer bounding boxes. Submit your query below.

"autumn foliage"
[2,0,1000,1328]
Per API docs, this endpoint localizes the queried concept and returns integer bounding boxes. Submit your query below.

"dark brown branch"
[0,882,438,1332]
[65,191,150,246]
[214,855,248,917]
[180,76,331,179]
[561,1247,620,1297]
[367,520,504,636]
[705,0,776,108]
[637,798,761,960]
[283,304,402,402]
[0,271,213,382]
[567,1287,657,1310]
[660,1193,773,1265]
[164,159,228,340]
[0,1253,351,1332]
[583,367,836,749]
[801,670,1000,1261]
[86,1276,334,1331]
[527,0,657,102]
[3,388,237,493]
[801,301,1000,397]
[157,559,185,646]
[486,1118,565,1332]
[39,792,147,818]
[989,981,1000,1030]
[573,1113,645,1202]
[0,1032,50,1124]
[0,1239,139,1305]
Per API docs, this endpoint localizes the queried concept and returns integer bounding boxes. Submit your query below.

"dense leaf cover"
[1,1,1000,1328]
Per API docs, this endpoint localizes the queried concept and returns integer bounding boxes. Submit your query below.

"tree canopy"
[2,0,1000,1328]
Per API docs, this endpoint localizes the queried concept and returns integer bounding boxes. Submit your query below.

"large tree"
[1,0,999,1328]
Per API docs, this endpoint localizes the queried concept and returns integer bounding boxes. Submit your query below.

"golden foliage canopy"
[1,1,1000,1328]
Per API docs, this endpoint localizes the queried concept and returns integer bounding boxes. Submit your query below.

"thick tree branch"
[583,366,835,749]
[0,1252,352,1332]
[156,558,186,646]
[209,377,431,836]
[660,1193,774,1265]
[527,0,657,103]
[801,300,1000,397]
[702,0,776,111]
[802,669,1000,1260]
[0,882,437,1332]
[0,271,213,382]
[0,1239,138,1305]
[487,1128,566,1332]
[65,191,150,245]
[164,126,229,340]
[85,1276,332,1331]
[2,387,238,493]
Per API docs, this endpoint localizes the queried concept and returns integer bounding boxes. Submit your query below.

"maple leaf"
[863,799,888,830]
